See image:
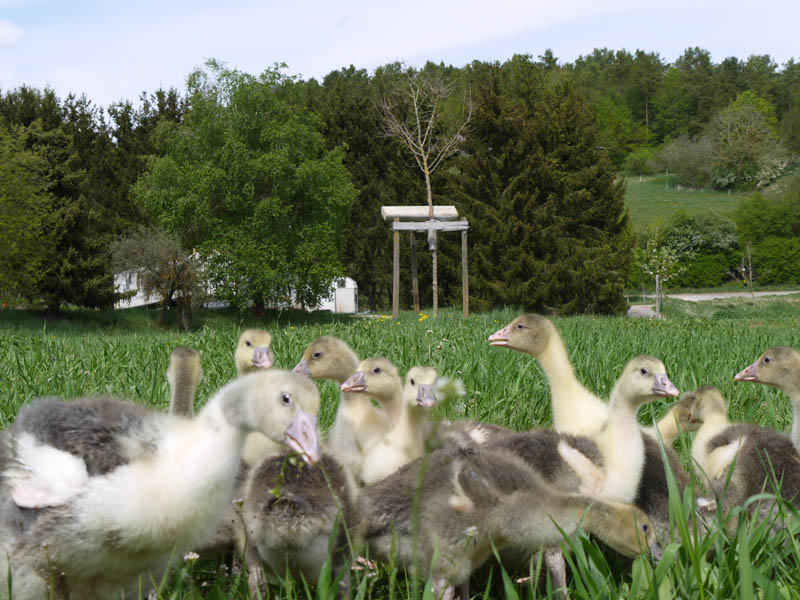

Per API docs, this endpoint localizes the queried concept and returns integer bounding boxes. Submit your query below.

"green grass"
[624,174,748,235]
[4,305,800,598]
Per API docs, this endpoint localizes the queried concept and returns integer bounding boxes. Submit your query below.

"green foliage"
[623,147,655,176]
[671,252,731,288]
[133,60,357,311]
[709,91,787,190]
[294,65,424,312]
[0,122,50,302]
[754,236,800,284]
[445,57,632,315]
[734,178,800,243]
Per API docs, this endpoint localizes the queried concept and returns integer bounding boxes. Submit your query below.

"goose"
[361,445,661,600]
[340,357,405,472]
[233,329,284,467]
[685,384,800,528]
[359,366,440,485]
[686,386,736,491]
[589,356,680,503]
[735,346,800,454]
[235,328,274,373]
[237,451,360,595]
[489,314,608,435]
[166,346,203,417]
[642,393,695,446]
[293,336,390,478]
[0,370,322,600]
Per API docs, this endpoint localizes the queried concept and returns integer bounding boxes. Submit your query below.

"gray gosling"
[361,446,661,600]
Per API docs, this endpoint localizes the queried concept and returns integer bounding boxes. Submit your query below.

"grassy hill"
[623,173,747,235]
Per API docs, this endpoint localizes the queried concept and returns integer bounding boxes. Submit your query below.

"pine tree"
[444,57,632,315]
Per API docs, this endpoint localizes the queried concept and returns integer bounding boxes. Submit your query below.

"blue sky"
[1,0,798,109]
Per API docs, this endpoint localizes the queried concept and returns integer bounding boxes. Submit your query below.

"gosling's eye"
[515,323,524,330]
[373,367,381,374]
[312,351,322,359]
[281,393,292,405]
[640,367,649,375]
[764,356,772,364]
[642,523,649,532]
[410,378,416,386]
[245,340,252,347]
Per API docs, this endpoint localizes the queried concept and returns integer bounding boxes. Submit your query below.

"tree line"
[1,47,798,318]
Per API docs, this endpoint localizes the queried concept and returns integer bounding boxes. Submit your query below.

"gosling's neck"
[654,409,681,445]
[538,334,596,421]
[597,395,646,503]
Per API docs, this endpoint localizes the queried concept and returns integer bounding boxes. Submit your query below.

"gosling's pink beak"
[416,383,437,408]
[285,409,322,465]
[734,360,759,382]
[293,359,312,378]
[341,371,367,393]
[653,374,679,398]
[488,325,510,347]
[252,347,273,369]
[650,538,663,561]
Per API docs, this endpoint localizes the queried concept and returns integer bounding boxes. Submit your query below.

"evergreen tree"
[444,57,632,314]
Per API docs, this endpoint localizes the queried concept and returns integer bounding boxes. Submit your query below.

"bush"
[671,252,732,288]
[754,236,800,284]
[624,147,655,176]
[654,135,713,188]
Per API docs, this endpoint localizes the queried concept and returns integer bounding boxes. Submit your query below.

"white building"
[114,271,358,314]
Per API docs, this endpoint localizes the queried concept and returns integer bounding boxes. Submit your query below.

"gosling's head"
[595,501,662,560]
[234,329,273,375]
[686,385,728,426]
[488,314,557,358]
[403,366,439,412]
[340,357,401,406]
[293,336,358,383]
[735,347,800,393]
[615,355,679,407]
[220,369,321,464]
[670,392,699,432]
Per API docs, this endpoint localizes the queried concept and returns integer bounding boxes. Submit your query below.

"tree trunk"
[252,294,266,317]
[432,233,438,316]
[424,166,438,316]
[410,232,420,313]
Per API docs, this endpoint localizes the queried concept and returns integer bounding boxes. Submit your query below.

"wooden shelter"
[381,206,469,319]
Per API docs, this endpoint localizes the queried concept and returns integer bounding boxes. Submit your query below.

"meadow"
[623,174,747,235]
[3,296,800,598]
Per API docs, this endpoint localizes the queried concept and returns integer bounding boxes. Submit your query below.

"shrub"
[654,135,713,188]
[754,236,800,284]
[624,147,655,176]
[671,252,732,288]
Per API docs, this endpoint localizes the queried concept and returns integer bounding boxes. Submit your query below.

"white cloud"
[0,19,24,45]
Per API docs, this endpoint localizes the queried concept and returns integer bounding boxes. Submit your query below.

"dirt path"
[626,290,800,318]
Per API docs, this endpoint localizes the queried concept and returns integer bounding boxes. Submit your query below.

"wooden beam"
[462,230,469,317]
[381,206,459,221]
[392,220,469,232]
[392,217,399,320]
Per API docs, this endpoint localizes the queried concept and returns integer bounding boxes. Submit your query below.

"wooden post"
[462,230,469,317]
[410,232,420,313]
[392,218,400,319]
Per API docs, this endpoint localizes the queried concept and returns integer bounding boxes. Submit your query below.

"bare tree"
[380,68,473,315]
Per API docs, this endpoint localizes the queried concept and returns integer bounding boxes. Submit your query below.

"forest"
[1,47,798,317]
